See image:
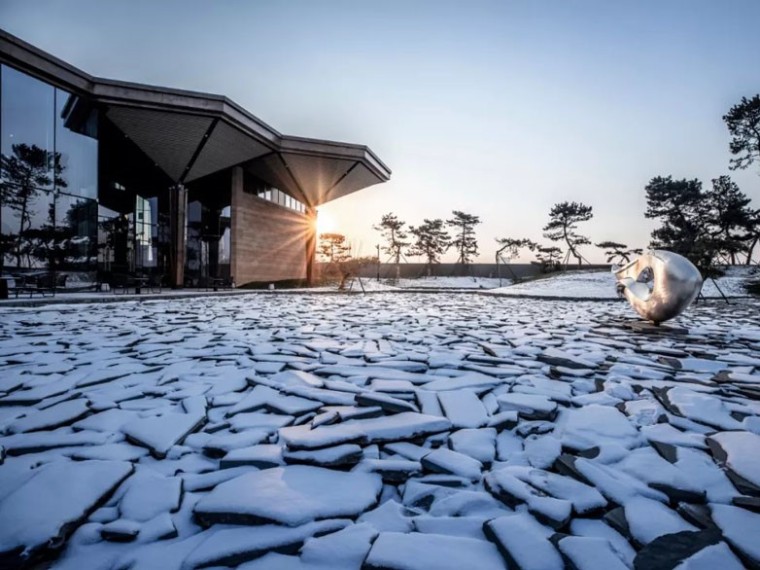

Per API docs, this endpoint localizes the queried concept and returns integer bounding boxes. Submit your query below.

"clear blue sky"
[3,0,759,262]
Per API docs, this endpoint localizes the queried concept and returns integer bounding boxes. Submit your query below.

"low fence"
[316,262,611,281]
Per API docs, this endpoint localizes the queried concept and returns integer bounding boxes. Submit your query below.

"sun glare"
[316,210,337,235]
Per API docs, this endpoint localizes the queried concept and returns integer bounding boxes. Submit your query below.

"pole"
[376,244,380,281]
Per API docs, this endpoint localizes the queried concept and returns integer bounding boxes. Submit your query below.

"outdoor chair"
[109,273,135,295]
[11,272,67,298]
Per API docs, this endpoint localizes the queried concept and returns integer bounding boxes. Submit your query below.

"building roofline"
[0,28,391,186]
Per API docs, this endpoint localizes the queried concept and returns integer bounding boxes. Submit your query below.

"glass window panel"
[55,89,98,199]
[1,187,56,270]
[55,192,97,272]
[1,65,55,190]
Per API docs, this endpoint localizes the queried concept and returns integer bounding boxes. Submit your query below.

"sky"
[2,0,759,262]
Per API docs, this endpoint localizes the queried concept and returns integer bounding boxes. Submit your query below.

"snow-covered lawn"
[393,276,506,289]
[0,293,759,568]
[489,267,758,299]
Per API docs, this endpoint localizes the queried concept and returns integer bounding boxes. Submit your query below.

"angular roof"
[0,29,390,207]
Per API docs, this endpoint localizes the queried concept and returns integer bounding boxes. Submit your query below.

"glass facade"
[1,64,98,281]
[0,63,174,286]
[185,171,231,286]
[96,115,172,280]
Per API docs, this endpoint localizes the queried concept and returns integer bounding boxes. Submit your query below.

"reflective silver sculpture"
[614,250,703,324]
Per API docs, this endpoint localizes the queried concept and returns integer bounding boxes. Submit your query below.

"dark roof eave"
[0,27,391,187]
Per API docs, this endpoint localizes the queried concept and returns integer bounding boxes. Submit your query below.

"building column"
[230,166,244,287]
[168,184,188,288]
[305,207,317,286]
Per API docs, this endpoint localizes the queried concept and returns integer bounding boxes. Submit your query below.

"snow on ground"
[488,267,758,299]
[0,293,759,568]
[393,276,507,289]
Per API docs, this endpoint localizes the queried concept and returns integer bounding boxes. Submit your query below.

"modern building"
[0,29,390,288]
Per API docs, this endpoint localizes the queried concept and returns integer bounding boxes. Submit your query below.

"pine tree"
[374,213,409,280]
[446,210,481,268]
[542,201,593,266]
[595,241,643,265]
[408,219,449,276]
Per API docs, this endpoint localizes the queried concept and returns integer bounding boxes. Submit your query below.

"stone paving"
[0,293,759,569]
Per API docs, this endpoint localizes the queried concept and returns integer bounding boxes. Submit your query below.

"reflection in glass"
[1,65,55,189]
[185,199,231,284]
[55,89,98,199]
[1,65,98,280]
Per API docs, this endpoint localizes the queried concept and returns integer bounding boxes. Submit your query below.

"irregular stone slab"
[357,499,414,533]
[484,513,563,570]
[72,408,139,432]
[416,390,443,416]
[364,532,505,570]
[569,518,636,568]
[640,423,706,450]
[118,471,182,521]
[554,535,629,570]
[121,410,205,458]
[68,442,149,462]
[220,444,283,469]
[268,370,325,388]
[413,515,489,540]
[421,373,503,392]
[711,502,760,566]
[538,347,598,369]
[438,390,488,428]
[355,458,422,483]
[193,465,382,527]
[7,399,90,433]
[485,469,572,529]
[707,431,760,496]
[661,388,743,430]
[504,465,607,515]
[100,519,140,542]
[283,443,363,467]
[300,522,378,568]
[140,512,178,542]
[0,430,111,456]
[231,384,324,416]
[183,518,350,568]
[422,448,483,482]
[356,392,418,413]
[182,466,252,492]
[202,429,270,458]
[616,447,706,504]
[226,412,293,433]
[665,540,746,570]
[449,428,496,464]
[632,529,722,570]
[0,460,133,566]
[497,393,558,421]
[524,434,562,469]
[556,404,641,451]
[278,412,451,450]
[623,497,697,546]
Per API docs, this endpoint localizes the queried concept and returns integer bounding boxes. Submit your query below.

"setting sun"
[316,209,337,235]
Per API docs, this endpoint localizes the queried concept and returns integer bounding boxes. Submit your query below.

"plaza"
[0,293,759,568]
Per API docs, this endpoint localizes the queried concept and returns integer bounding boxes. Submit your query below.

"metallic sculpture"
[614,250,703,324]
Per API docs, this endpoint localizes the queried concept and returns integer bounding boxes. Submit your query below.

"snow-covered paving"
[0,293,759,569]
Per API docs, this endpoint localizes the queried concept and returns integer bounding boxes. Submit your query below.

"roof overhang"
[0,29,391,206]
